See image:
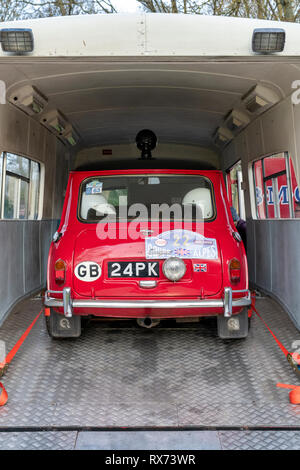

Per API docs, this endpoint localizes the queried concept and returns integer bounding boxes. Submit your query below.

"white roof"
[0,13,299,57]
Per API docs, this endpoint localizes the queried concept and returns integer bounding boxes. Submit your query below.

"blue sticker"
[145,229,218,260]
[86,181,103,195]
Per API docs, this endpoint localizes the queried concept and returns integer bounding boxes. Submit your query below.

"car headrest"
[182,187,213,219]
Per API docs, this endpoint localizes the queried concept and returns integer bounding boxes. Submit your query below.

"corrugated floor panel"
[0,295,299,429]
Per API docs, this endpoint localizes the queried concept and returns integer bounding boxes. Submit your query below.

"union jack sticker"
[193,263,207,273]
[174,248,190,257]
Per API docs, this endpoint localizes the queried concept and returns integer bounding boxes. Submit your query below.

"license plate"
[108,261,159,278]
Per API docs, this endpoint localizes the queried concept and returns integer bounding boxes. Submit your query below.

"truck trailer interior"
[0,13,300,450]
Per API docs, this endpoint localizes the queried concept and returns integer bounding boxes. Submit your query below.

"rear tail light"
[55,259,66,285]
[229,259,241,284]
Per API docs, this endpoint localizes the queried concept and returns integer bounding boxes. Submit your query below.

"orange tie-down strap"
[0,383,8,407]
[0,308,43,407]
[250,294,300,377]
[277,383,300,405]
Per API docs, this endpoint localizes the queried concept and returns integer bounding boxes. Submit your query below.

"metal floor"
[0,295,300,449]
[1,430,300,450]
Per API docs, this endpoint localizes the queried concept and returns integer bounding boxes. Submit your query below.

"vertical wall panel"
[222,141,234,171]
[270,220,300,329]
[28,118,47,158]
[0,102,68,325]
[246,218,256,285]
[53,141,69,220]
[0,221,24,321]
[40,220,55,285]
[0,106,29,156]
[0,220,55,325]
[254,221,272,292]
[24,221,41,293]
[262,99,296,161]
[246,119,265,162]
[43,133,57,220]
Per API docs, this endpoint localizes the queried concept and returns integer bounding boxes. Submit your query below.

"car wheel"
[45,308,81,339]
[217,308,249,340]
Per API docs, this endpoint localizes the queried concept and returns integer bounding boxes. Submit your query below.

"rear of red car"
[45,169,251,338]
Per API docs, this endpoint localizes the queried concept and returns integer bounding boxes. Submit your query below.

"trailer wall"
[222,94,300,329]
[0,103,68,324]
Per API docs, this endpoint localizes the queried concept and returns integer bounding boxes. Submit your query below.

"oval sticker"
[155,238,167,247]
[75,262,101,282]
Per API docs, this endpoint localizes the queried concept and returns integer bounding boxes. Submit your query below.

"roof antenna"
[136,129,157,160]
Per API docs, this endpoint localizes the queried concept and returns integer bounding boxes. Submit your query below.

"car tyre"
[217,308,249,340]
[46,308,81,339]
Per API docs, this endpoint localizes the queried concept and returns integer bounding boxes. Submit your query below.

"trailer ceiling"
[1,59,298,150]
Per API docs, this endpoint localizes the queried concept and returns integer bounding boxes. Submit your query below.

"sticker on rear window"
[85,181,103,195]
[145,229,218,260]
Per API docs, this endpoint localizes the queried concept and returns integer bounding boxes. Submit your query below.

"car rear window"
[79,174,215,222]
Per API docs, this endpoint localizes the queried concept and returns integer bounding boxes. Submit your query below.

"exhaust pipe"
[137,317,160,329]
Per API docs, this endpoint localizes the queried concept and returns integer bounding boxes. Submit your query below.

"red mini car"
[45,164,251,339]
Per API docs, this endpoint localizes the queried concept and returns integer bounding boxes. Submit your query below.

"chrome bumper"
[45,287,251,319]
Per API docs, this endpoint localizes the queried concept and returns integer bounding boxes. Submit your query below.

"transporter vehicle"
[1,12,300,445]
[45,132,251,339]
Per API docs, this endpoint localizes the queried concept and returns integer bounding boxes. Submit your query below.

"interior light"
[216,126,234,144]
[41,110,68,136]
[242,84,280,114]
[53,121,65,134]
[67,135,76,146]
[225,110,250,131]
[63,125,79,146]
[9,85,47,116]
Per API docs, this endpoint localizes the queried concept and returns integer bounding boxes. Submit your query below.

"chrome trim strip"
[224,287,233,318]
[63,287,72,318]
